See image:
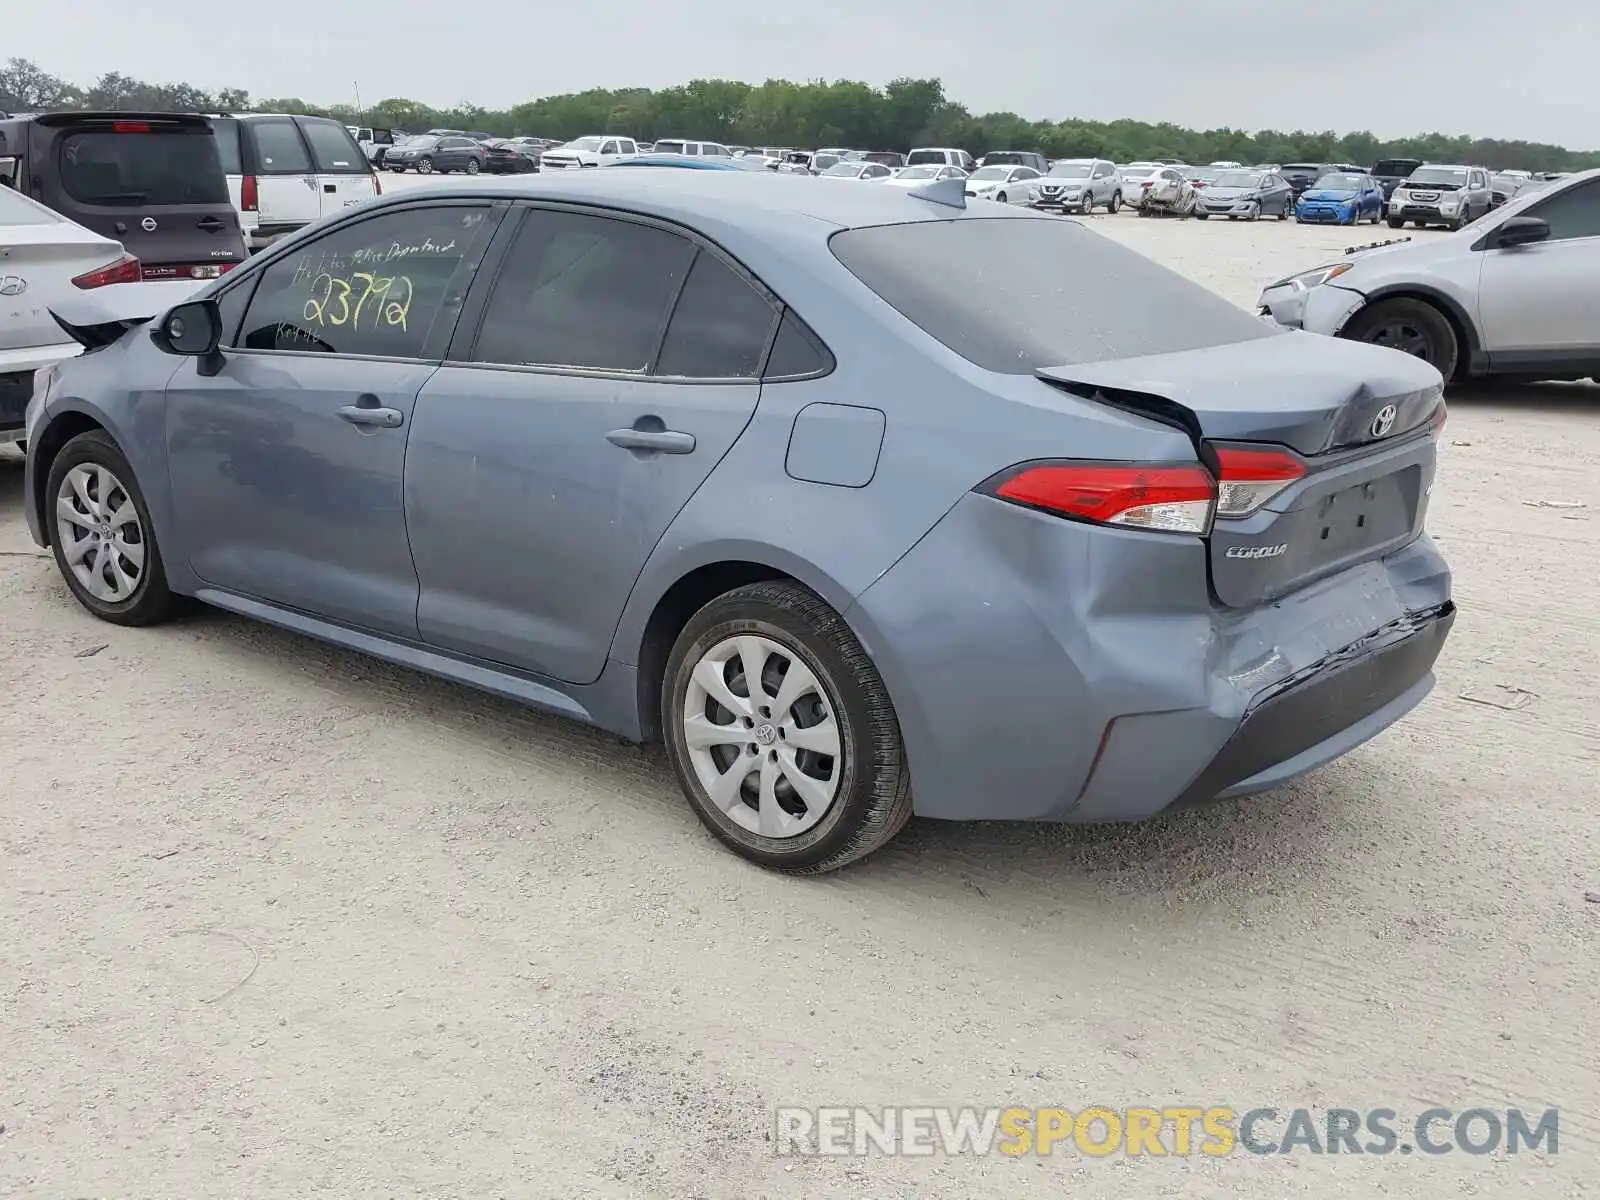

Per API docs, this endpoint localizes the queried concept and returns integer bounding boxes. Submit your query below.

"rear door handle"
[606,428,695,454]
[338,404,404,428]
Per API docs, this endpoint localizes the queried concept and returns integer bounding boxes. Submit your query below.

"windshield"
[895,165,940,180]
[971,166,1010,181]
[1123,163,1158,173]
[1189,168,1221,182]
[1407,167,1469,186]
[1047,164,1092,179]
[905,150,951,166]
[821,162,861,176]
[831,219,1273,374]
[563,137,604,152]
[57,127,229,206]
[1208,170,1259,188]
[1313,173,1364,191]
[402,135,439,148]
[983,153,1028,165]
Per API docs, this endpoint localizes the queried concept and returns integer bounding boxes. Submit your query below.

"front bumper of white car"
[1256,280,1367,336]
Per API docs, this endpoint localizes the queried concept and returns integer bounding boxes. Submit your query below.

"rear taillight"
[112,120,151,134]
[1431,405,1447,436]
[371,171,382,195]
[139,263,235,281]
[1212,446,1306,518]
[241,174,259,211]
[989,462,1216,534]
[72,254,142,289]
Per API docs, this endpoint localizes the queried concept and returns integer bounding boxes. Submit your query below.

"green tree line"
[4,56,1596,173]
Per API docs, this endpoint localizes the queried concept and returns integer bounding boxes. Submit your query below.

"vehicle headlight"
[1270,262,1355,292]
[1028,186,1040,199]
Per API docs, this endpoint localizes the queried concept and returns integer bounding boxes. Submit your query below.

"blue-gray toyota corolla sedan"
[23,170,1454,872]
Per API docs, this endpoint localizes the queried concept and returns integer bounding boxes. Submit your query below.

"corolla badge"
[0,275,26,296]
[141,217,158,232]
[1226,544,1289,559]
[1370,404,1397,438]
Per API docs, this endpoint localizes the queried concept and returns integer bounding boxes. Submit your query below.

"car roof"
[358,169,1009,233]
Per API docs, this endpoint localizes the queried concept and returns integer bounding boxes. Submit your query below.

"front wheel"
[417,157,434,175]
[995,191,1007,204]
[1387,216,1405,228]
[1341,297,1460,380]
[662,581,912,873]
[45,430,181,626]
[1195,212,1210,220]
[1245,202,1261,222]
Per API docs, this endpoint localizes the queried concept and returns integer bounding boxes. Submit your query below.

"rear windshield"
[207,119,243,174]
[829,217,1275,374]
[1372,160,1421,176]
[906,150,950,165]
[299,119,368,173]
[57,127,229,206]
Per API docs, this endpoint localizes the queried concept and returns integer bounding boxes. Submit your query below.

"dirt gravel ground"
[2,197,1597,1199]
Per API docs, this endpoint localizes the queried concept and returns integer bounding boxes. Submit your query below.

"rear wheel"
[662,581,912,873]
[1342,298,1460,380]
[1107,190,1121,213]
[465,158,480,175]
[45,430,180,627]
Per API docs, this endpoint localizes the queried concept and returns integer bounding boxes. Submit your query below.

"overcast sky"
[18,0,1599,148]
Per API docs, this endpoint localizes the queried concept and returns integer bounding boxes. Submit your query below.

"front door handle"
[323,183,337,193]
[606,427,695,454]
[338,404,404,428]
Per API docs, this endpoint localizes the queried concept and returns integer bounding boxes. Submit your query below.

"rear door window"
[250,119,313,175]
[57,126,229,205]
[829,217,1275,373]
[470,209,696,373]
[235,204,495,357]
[654,251,779,379]
[297,119,368,173]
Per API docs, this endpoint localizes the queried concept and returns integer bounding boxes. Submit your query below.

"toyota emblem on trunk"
[1370,404,1397,438]
[141,217,158,232]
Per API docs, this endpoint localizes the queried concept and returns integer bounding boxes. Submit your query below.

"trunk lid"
[1037,333,1444,608]
[0,225,126,353]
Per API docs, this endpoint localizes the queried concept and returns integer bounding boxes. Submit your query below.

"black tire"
[44,430,181,627]
[1195,212,1210,220]
[995,191,1007,203]
[1387,216,1405,228]
[465,158,481,175]
[1107,190,1121,214]
[661,580,912,873]
[417,157,434,175]
[1341,297,1460,380]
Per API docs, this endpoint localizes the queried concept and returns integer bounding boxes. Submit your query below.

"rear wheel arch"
[1342,286,1482,377]
[29,410,109,548]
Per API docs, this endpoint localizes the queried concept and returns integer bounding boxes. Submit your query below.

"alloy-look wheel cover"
[55,464,146,603]
[682,634,843,839]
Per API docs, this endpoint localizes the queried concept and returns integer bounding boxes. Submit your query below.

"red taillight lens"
[240,174,259,211]
[1431,404,1447,435]
[72,254,142,289]
[1212,446,1306,518]
[371,171,382,195]
[991,462,1216,534]
[112,120,151,134]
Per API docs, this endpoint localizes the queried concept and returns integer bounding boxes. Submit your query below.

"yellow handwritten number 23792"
[303,272,415,333]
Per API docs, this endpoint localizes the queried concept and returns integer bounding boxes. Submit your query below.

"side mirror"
[1490,215,1550,249]
[153,297,225,373]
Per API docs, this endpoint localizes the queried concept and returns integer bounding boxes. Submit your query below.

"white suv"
[207,114,378,252]
[539,136,640,169]
[1259,167,1600,382]
[651,139,734,158]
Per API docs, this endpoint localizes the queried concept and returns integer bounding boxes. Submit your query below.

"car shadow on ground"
[163,600,1386,918]
[1447,378,1599,412]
